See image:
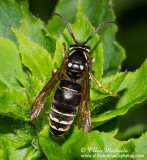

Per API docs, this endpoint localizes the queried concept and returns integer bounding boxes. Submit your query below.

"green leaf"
[1,26,55,120]
[91,72,126,101]
[19,1,56,57]
[39,125,136,160]
[0,0,23,44]
[0,0,56,56]
[0,37,29,120]
[88,72,126,130]
[94,117,120,136]
[39,126,66,160]
[0,89,29,120]
[11,27,54,83]
[134,132,147,159]
[46,0,125,76]
[0,37,26,90]
[116,124,147,140]
[46,0,77,36]
[0,116,43,160]
[92,60,147,124]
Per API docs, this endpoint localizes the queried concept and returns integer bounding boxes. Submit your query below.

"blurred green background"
[28,0,147,139]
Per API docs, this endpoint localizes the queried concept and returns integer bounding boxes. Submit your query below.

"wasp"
[30,13,120,136]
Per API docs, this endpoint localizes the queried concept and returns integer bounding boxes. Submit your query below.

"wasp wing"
[79,67,91,133]
[30,61,67,120]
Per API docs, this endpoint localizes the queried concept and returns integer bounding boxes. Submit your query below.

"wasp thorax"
[66,48,87,79]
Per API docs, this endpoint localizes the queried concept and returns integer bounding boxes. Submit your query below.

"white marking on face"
[80,65,84,70]
[69,47,74,51]
[69,50,75,56]
[86,48,90,53]
[68,63,72,67]
[83,52,88,60]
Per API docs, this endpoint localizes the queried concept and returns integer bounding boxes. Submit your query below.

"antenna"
[83,21,117,44]
[50,13,78,43]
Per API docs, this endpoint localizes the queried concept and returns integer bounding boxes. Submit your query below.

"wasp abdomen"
[49,80,82,136]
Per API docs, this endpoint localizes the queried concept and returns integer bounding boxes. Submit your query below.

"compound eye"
[68,63,72,67]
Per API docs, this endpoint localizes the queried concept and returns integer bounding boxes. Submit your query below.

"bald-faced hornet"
[30,13,119,136]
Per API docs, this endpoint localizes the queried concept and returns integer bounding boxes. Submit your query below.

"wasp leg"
[24,95,37,106]
[89,57,96,63]
[89,74,92,79]
[52,68,57,76]
[52,68,64,81]
[89,57,95,79]
[62,43,66,58]
[89,71,120,98]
